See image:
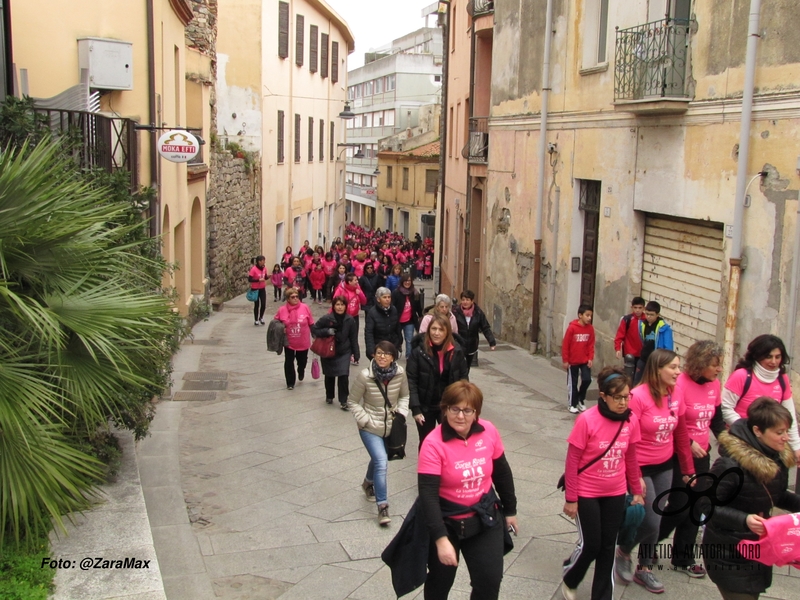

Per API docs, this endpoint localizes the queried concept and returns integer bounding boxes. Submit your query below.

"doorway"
[579,180,601,308]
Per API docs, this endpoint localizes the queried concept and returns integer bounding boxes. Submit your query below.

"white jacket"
[348,362,410,437]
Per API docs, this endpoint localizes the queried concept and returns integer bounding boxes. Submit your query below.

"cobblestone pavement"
[126,286,799,600]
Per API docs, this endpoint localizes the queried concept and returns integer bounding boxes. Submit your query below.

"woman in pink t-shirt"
[615,350,695,594]
[247,255,268,325]
[417,381,518,600]
[721,334,800,461]
[657,340,724,578]
[273,287,314,389]
[562,367,643,600]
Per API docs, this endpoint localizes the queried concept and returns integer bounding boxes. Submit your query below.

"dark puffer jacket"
[311,313,359,377]
[359,272,382,310]
[452,303,496,355]
[365,304,401,359]
[406,334,468,416]
[702,419,800,595]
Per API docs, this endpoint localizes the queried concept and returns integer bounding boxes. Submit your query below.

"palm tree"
[0,139,179,542]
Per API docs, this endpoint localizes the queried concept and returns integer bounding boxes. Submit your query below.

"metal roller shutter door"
[641,216,724,356]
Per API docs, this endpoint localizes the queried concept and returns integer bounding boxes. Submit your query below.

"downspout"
[462,18,477,291]
[146,0,159,238]
[786,183,800,371]
[531,0,554,353]
[435,1,450,294]
[545,149,560,357]
[722,0,761,376]
[3,0,13,98]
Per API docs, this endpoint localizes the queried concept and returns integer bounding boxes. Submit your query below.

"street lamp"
[373,168,381,175]
[339,102,356,120]
[337,142,363,159]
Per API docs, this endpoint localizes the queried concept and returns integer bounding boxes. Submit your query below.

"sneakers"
[298,371,304,382]
[561,581,577,600]
[615,548,634,583]
[340,403,349,411]
[254,321,260,326]
[681,563,706,578]
[378,504,391,526]
[633,568,664,594]
[287,385,294,390]
[259,319,265,325]
[568,405,579,414]
[577,402,587,412]
[326,398,334,405]
[362,479,375,499]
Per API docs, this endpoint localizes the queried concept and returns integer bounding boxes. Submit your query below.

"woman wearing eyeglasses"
[615,349,695,594]
[407,314,468,447]
[417,380,518,599]
[561,367,644,600]
[347,341,409,526]
[273,287,314,390]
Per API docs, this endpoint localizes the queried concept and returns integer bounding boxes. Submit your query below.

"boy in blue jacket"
[633,300,673,384]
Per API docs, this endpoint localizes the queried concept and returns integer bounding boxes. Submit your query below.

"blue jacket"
[638,318,674,351]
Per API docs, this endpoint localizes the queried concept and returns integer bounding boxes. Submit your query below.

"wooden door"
[579,180,601,307]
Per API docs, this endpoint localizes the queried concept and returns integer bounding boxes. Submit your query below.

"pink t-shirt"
[629,384,685,467]
[400,297,413,323]
[677,372,721,449]
[418,420,505,509]
[275,303,314,350]
[248,265,267,289]
[725,368,792,420]
[567,407,641,498]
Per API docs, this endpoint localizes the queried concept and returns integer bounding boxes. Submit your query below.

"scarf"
[754,361,780,384]
[399,284,414,296]
[372,359,398,384]
[461,304,475,318]
[597,395,631,422]
[332,311,346,328]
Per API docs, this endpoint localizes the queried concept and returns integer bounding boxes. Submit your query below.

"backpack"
[622,314,634,334]
[741,368,786,398]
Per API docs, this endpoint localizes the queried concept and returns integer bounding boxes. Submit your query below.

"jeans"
[424,517,505,600]
[620,467,673,566]
[253,288,266,321]
[284,348,308,387]
[568,364,592,408]
[400,322,415,358]
[562,494,626,600]
[358,429,388,505]
[325,375,349,405]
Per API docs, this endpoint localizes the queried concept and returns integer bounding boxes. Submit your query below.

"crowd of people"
[257,238,800,599]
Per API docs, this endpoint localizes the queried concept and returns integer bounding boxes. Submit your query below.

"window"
[386,166,393,188]
[308,117,314,161]
[374,111,383,126]
[309,25,318,73]
[354,84,362,99]
[363,112,373,128]
[294,114,301,162]
[319,119,324,161]
[364,80,373,96]
[348,86,354,100]
[320,33,329,78]
[329,122,334,161]
[277,110,285,163]
[375,77,383,94]
[582,0,610,68]
[278,2,289,59]
[346,116,354,129]
[295,15,304,67]
[402,167,409,190]
[425,169,438,193]
[385,74,395,91]
[384,109,395,126]
[331,41,339,83]
[448,106,454,157]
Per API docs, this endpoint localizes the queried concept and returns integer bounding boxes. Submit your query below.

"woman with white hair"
[419,294,458,334]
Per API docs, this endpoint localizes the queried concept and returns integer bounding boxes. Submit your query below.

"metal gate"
[641,215,724,355]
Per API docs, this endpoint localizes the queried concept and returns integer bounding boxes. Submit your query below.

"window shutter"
[295,114,301,162]
[309,25,318,73]
[329,122,334,161]
[308,116,314,161]
[320,33,329,78]
[296,15,304,67]
[331,41,339,83]
[277,110,285,163]
[319,119,324,161]
[278,2,289,59]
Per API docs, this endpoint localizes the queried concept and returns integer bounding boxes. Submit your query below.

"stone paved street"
[58,284,800,600]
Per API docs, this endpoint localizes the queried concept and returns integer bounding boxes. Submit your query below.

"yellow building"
[376,141,439,238]
[11,0,212,315]
[216,0,353,263]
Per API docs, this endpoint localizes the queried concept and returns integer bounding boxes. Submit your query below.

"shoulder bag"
[246,288,259,302]
[557,419,627,492]
[310,335,336,358]
[375,379,406,461]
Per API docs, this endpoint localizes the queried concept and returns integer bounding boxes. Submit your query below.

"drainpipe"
[786,181,800,371]
[435,1,450,295]
[722,0,761,376]
[146,0,159,238]
[546,181,560,357]
[530,0,554,353]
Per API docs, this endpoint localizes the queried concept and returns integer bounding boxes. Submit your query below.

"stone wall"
[186,0,218,132]
[206,150,262,303]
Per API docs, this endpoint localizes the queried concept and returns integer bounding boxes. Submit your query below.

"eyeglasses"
[375,351,392,358]
[609,394,630,403]
[447,406,475,416]
[287,295,299,299]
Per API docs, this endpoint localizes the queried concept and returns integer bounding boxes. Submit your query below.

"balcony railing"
[470,0,495,17]
[466,117,489,164]
[614,18,694,102]
[34,108,139,190]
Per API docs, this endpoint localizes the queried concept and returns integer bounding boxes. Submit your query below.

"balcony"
[469,0,494,36]
[469,0,494,16]
[465,117,489,165]
[613,18,695,115]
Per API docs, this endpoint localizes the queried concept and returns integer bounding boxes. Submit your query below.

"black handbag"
[375,379,407,461]
[556,419,626,492]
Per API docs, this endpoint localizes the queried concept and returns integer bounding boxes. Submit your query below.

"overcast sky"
[325,0,440,70]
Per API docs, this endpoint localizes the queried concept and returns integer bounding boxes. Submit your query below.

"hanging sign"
[157,130,200,163]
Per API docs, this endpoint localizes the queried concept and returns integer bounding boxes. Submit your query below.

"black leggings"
[311,288,323,301]
[253,288,266,320]
[424,519,505,600]
[325,375,349,404]
[415,409,442,449]
[562,494,626,600]
[284,348,308,387]
[273,286,282,301]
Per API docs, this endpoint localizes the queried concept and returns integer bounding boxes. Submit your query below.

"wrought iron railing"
[33,108,139,189]
[471,0,494,17]
[466,117,489,163]
[614,18,694,102]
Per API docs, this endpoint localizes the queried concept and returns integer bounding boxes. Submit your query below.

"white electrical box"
[78,38,133,91]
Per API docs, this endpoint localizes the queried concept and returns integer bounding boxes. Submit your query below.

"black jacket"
[311,313,359,377]
[703,419,800,595]
[358,272,381,309]
[391,288,423,329]
[364,304,401,359]
[452,303,496,355]
[406,334,468,415]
